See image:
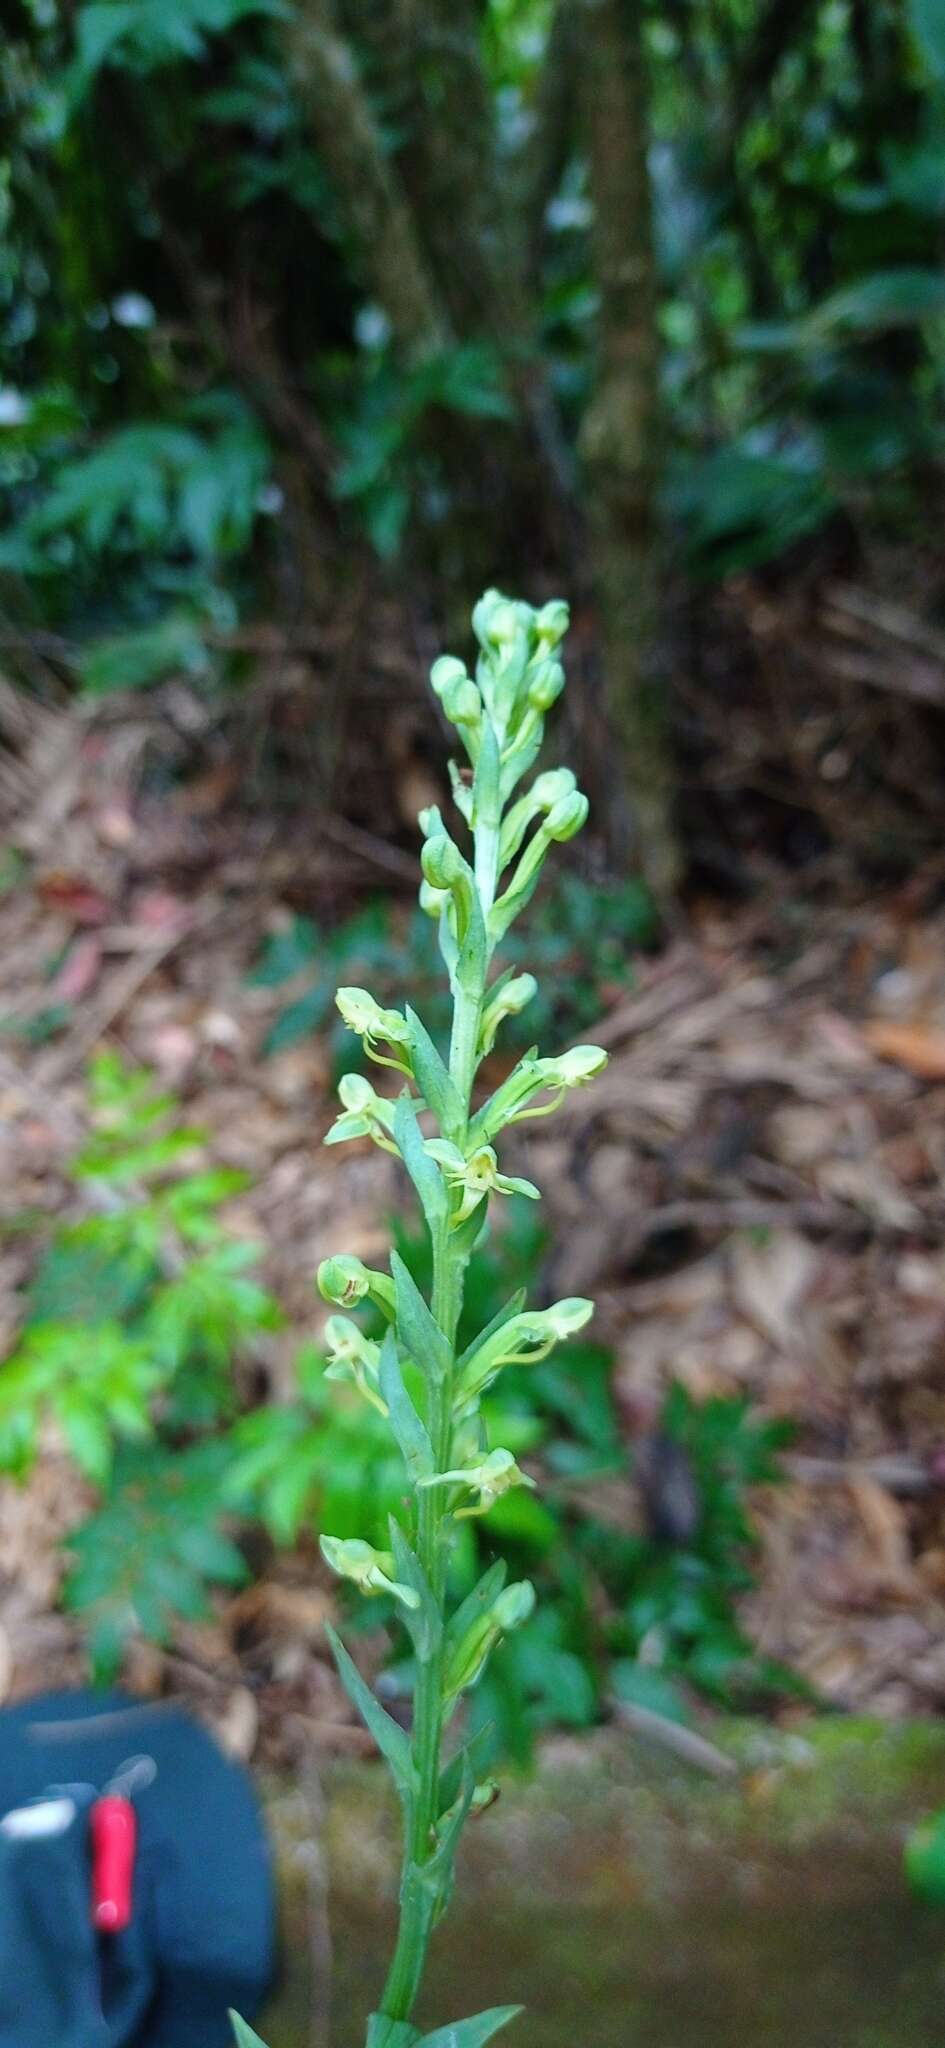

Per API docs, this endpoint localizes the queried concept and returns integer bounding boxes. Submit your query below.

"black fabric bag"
[0,1690,276,2048]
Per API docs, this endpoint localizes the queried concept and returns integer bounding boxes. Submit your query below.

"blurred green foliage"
[2,0,943,691]
[250,874,658,1067]
[1,1053,791,1737]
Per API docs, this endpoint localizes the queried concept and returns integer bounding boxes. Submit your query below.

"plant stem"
[378,843,496,2033]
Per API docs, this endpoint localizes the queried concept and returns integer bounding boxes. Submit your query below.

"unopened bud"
[430,655,468,696]
[535,598,569,649]
[531,767,576,811]
[545,790,589,842]
[527,660,565,711]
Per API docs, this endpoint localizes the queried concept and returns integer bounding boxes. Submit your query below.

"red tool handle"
[91,1794,136,1933]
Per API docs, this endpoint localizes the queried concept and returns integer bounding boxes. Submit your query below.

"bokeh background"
[5,0,945,1946]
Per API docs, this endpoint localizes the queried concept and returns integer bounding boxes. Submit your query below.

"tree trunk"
[288,0,448,362]
[578,0,681,901]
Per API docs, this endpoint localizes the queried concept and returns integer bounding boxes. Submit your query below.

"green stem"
[379,1221,462,2023]
[377,812,500,2035]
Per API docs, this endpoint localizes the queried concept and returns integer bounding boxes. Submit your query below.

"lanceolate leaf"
[437,1724,494,1817]
[453,881,488,1002]
[455,1292,526,1377]
[420,2007,523,2048]
[366,2020,422,2048]
[379,1331,435,1481]
[470,717,501,832]
[392,1251,452,1385]
[405,1008,465,1141]
[229,2015,270,2048]
[444,1560,507,1660]
[389,1517,441,1664]
[395,1095,448,1234]
[326,1623,417,1815]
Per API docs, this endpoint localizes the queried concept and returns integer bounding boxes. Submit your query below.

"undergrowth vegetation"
[1,1021,790,1732]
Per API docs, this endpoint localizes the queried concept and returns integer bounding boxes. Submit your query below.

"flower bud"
[531,767,576,811]
[473,588,522,652]
[535,598,569,649]
[318,1254,394,1317]
[420,884,446,927]
[421,834,465,893]
[443,1576,536,1697]
[441,677,483,730]
[478,972,538,1056]
[527,660,565,712]
[430,654,468,696]
[318,1254,369,1306]
[545,790,589,842]
[493,1581,536,1632]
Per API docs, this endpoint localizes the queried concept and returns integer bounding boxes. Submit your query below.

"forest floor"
[3,647,945,1758]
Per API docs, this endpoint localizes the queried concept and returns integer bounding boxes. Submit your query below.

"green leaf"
[230,2016,270,2048]
[405,1007,464,1141]
[470,719,501,834]
[79,614,210,695]
[456,1292,526,1380]
[394,1095,448,1234]
[378,1332,435,1482]
[389,1518,441,1664]
[326,1623,417,1815]
[905,1809,945,1903]
[804,266,945,338]
[64,1440,247,1667]
[445,1561,507,1661]
[437,1724,494,1817]
[420,2007,523,2048]
[910,0,945,78]
[366,2021,422,2048]
[392,1251,452,1386]
[453,881,488,1003]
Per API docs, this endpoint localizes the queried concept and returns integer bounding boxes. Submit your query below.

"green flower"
[443,1579,536,1699]
[320,1535,420,1611]
[324,1073,399,1153]
[317,1254,395,1319]
[477,972,538,1056]
[323,1315,386,1413]
[418,1447,535,1519]
[336,988,411,1072]
[456,1296,594,1402]
[472,1042,608,1142]
[424,1138,539,1224]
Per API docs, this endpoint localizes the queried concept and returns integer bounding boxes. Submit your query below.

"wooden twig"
[612,1699,739,1778]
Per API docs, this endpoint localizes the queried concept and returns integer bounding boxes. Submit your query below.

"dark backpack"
[0,1690,276,2047]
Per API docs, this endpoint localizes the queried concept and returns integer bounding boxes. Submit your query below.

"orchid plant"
[232,590,606,2048]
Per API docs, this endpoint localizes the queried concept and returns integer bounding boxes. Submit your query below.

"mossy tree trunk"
[578,0,681,900]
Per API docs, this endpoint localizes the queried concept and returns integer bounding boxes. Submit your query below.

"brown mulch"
[4,647,945,1756]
